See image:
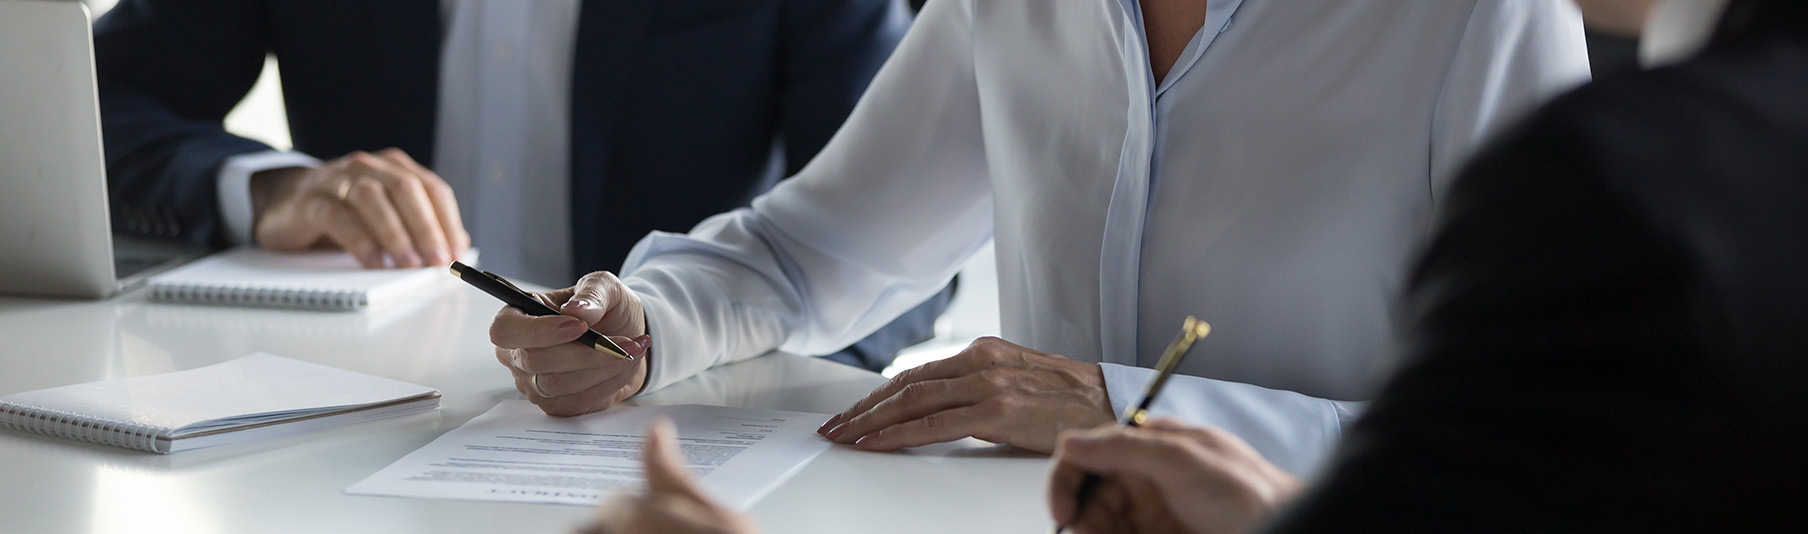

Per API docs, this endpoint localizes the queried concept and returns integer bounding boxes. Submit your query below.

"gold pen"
[1054,316,1211,534]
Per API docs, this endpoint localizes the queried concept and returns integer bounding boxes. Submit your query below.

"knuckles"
[487,317,514,347]
[348,179,387,201]
[974,368,1011,389]
[896,381,929,406]
[920,411,950,431]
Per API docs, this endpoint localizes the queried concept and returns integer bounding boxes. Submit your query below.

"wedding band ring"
[530,373,552,398]
[334,176,354,201]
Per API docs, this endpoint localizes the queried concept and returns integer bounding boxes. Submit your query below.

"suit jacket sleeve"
[94,0,276,247]
[775,0,911,174]
[1261,107,1705,532]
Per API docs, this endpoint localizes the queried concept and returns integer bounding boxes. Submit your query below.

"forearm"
[101,95,275,246]
[622,208,976,393]
[95,0,273,246]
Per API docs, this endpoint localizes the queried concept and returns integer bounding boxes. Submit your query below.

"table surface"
[0,280,1051,534]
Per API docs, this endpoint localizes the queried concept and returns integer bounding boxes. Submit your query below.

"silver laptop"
[0,1,198,298]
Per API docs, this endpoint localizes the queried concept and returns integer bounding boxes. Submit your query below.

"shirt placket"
[1097,0,1241,367]
[475,0,530,277]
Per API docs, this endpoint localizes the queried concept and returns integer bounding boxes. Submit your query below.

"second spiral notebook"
[147,246,475,311]
[0,353,439,454]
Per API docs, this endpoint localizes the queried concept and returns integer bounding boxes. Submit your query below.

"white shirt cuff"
[217,150,320,245]
[1099,362,1348,477]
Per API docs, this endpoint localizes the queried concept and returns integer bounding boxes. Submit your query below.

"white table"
[0,282,1050,533]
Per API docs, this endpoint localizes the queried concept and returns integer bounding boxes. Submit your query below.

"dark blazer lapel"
[569,0,659,271]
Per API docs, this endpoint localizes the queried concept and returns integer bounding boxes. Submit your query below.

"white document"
[347,400,833,509]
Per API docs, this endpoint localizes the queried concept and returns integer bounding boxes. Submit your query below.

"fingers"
[307,196,386,268]
[516,366,640,416]
[379,148,469,255]
[342,151,453,266]
[826,373,990,444]
[509,353,643,393]
[1047,452,1090,526]
[849,402,1005,451]
[491,307,590,349]
[819,347,985,435]
[642,419,708,498]
[1054,426,1208,492]
[560,271,624,327]
[584,422,753,534]
[1073,477,1134,534]
[339,172,422,267]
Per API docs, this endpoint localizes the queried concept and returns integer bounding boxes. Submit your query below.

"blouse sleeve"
[1430,0,1592,193]
[621,0,995,392]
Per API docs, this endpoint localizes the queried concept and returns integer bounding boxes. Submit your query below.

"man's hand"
[492,271,651,416]
[1047,419,1303,534]
[816,337,1115,453]
[252,148,469,269]
[579,419,760,534]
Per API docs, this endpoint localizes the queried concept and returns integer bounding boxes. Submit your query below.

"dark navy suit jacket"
[93,0,947,370]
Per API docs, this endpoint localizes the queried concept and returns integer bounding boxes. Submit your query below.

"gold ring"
[334,176,354,201]
[530,373,552,398]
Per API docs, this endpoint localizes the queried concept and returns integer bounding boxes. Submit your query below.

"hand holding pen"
[1046,318,1304,534]
[463,263,656,417]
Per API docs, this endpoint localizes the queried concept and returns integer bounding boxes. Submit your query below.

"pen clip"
[485,271,533,297]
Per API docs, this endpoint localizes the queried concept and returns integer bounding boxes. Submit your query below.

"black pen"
[450,261,634,360]
[1055,316,1211,534]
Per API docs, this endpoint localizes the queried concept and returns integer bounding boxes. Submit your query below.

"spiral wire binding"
[0,401,168,453]
[150,282,367,311]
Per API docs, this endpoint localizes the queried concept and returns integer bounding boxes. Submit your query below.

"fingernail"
[567,298,595,310]
[430,248,451,265]
[362,252,386,268]
[820,414,846,434]
[557,320,587,338]
[853,434,878,449]
[825,422,851,441]
[398,251,421,267]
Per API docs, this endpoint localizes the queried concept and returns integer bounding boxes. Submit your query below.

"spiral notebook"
[147,247,473,311]
[0,353,439,454]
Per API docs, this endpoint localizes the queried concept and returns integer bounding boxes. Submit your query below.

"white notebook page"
[0,353,437,436]
[148,247,470,308]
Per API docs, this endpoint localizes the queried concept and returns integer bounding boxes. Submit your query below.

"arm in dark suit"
[94,0,275,247]
[775,0,953,371]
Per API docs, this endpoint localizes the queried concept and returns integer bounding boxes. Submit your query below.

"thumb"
[560,273,611,325]
[642,418,707,499]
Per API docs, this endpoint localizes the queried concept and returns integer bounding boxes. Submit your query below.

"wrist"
[248,166,310,233]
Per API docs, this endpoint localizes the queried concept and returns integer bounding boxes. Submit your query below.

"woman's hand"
[578,419,760,534]
[818,337,1116,453]
[491,270,651,416]
[1047,419,1303,534]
